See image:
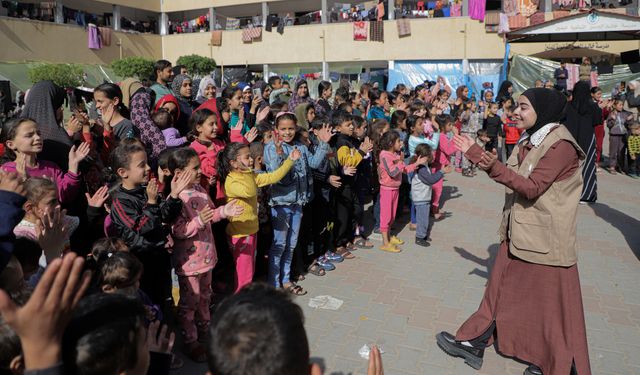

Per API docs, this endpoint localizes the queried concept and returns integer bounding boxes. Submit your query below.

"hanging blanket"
[353,21,368,40]
[503,0,518,16]
[242,28,252,43]
[498,13,511,34]
[87,24,101,49]
[98,26,111,47]
[370,20,384,42]
[226,17,239,30]
[529,11,545,25]
[396,18,411,37]
[211,30,222,46]
[484,11,500,25]
[468,0,486,21]
[508,14,527,29]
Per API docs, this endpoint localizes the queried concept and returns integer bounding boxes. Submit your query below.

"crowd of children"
[1,59,639,374]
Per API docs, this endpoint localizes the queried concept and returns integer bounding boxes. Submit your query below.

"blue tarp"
[388,60,503,99]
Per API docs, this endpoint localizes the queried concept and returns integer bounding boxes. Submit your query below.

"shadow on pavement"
[589,202,640,261]
[453,244,500,280]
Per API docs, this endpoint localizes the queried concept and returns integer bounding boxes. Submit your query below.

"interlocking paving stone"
[176,139,640,374]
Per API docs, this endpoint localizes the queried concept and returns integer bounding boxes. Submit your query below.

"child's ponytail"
[217,142,248,184]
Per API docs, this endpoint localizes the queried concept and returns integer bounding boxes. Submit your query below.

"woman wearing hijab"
[287,79,319,115]
[171,74,197,136]
[496,80,514,104]
[195,76,216,105]
[120,78,167,163]
[564,81,599,203]
[438,88,591,375]
[20,80,73,170]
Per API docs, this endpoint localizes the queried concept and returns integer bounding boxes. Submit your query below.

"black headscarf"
[496,80,513,102]
[521,88,567,134]
[570,81,595,116]
[21,80,72,169]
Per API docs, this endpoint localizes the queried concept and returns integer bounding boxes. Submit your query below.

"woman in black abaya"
[564,81,599,203]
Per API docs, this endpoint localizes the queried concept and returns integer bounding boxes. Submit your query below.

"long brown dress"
[456,137,592,375]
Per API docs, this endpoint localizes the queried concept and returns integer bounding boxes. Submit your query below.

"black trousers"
[333,184,355,248]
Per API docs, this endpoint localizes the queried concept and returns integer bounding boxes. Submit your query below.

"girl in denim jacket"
[263,112,333,295]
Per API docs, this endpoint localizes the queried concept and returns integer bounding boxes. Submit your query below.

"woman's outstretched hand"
[453,134,475,154]
[478,149,498,171]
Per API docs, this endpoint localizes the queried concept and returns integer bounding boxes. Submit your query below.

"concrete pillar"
[159,12,169,35]
[322,61,329,81]
[462,0,469,17]
[55,1,63,24]
[262,2,269,27]
[321,0,328,24]
[209,7,215,30]
[544,0,553,13]
[388,0,395,20]
[263,64,270,79]
[113,5,121,31]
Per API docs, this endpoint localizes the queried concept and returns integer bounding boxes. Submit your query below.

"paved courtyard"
[177,154,640,375]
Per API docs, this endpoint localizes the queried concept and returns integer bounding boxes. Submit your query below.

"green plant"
[176,55,216,77]
[111,57,155,80]
[27,64,83,88]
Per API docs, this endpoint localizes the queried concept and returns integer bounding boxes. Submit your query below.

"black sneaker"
[524,365,542,375]
[436,331,484,370]
[415,237,430,247]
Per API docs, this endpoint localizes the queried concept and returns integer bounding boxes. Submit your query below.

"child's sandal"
[354,237,374,249]
[336,247,356,259]
[284,283,307,296]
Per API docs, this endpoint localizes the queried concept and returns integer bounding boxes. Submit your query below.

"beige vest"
[498,125,585,267]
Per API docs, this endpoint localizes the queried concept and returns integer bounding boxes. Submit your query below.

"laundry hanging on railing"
[353,21,368,40]
[396,18,411,37]
[87,23,101,49]
[210,30,222,46]
[369,20,384,42]
[226,17,240,30]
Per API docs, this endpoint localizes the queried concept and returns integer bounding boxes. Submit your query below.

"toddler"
[153,109,187,147]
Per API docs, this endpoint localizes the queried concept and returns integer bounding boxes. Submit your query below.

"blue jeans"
[415,202,431,240]
[269,205,302,287]
[373,191,380,230]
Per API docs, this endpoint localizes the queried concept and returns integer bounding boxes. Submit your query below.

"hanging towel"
[242,28,252,43]
[353,21,368,40]
[211,30,222,46]
[87,24,101,49]
[518,0,538,17]
[277,17,285,34]
[98,27,111,47]
[396,18,411,37]
[508,14,527,29]
[266,14,278,32]
[226,17,240,30]
[468,0,486,21]
[529,11,545,25]
[450,2,462,17]
[503,0,518,16]
[498,12,510,33]
[484,11,500,25]
[247,26,262,40]
[553,9,570,19]
[370,20,384,42]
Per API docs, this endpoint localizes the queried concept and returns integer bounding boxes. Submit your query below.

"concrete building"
[0,0,638,81]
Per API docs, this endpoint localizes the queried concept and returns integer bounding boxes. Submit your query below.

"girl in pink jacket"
[167,148,242,361]
[377,131,428,253]
[431,115,457,219]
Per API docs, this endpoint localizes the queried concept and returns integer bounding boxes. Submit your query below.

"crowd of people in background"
[0,56,639,375]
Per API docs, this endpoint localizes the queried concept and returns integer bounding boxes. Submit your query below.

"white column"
[322,61,329,81]
[544,0,552,12]
[113,5,121,31]
[55,1,63,24]
[388,0,395,20]
[462,0,469,16]
[321,0,328,24]
[209,7,215,30]
[262,2,269,27]
[263,64,270,79]
[159,12,169,35]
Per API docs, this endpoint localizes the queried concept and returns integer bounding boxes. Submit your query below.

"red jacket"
[503,118,523,145]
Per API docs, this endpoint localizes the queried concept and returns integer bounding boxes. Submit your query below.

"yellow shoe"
[390,236,404,245]
[380,244,401,253]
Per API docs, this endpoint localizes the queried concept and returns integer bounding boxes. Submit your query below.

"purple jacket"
[2,160,80,204]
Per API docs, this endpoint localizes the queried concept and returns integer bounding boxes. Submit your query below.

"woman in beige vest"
[436,88,591,375]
